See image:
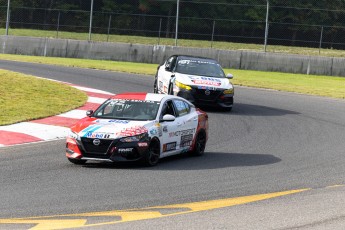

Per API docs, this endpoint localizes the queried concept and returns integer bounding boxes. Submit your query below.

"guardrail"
[1,35,344,77]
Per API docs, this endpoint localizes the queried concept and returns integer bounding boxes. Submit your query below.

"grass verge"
[0,53,344,100]
[0,69,87,125]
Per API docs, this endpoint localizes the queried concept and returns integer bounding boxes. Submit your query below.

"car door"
[159,99,184,157]
[157,56,177,94]
[172,99,198,152]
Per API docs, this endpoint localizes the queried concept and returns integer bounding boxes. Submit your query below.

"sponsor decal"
[178,60,216,65]
[192,79,221,86]
[197,86,216,90]
[118,148,134,154]
[180,134,193,148]
[163,142,177,152]
[85,132,111,139]
[163,126,168,132]
[138,142,148,147]
[95,119,130,124]
[117,126,148,137]
[169,128,195,138]
[149,128,158,135]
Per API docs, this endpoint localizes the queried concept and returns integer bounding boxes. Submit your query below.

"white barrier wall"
[1,35,344,76]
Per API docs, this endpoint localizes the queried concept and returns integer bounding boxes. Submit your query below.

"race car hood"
[70,117,156,139]
[175,73,232,89]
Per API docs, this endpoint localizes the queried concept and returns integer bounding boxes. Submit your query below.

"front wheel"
[144,141,160,166]
[153,76,158,93]
[190,132,207,156]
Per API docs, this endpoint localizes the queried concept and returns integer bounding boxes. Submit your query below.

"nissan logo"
[93,139,101,146]
[205,90,210,95]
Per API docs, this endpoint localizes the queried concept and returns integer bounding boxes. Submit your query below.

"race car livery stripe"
[114,92,147,101]
[145,93,166,101]
[31,116,80,127]
[0,130,43,146]
[81,125,103,137]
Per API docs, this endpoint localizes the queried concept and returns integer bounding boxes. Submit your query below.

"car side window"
[160,100,176,119]
[173,100,190,117]
[165,56,177,72]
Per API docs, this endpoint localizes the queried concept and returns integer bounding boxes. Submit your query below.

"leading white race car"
[154,55,234,111]
[66,92,208,166]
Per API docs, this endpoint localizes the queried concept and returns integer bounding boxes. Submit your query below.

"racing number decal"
[180,134,193,148]
[163,142,177,152]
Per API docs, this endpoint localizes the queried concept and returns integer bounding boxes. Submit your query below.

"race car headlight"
[68,131,81,141]
[120,132,148,143]
[175,81,192,90]
[223,87,234,95]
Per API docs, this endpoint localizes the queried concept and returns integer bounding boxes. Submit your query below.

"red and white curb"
[0,84,114,147]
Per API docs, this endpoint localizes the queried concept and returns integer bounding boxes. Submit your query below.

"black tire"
[144,141,160,166]
[223,106,233,112]
[68,158,87,165]
[190,132,207,156]
[168,83,173,95]
[153,75,158,93]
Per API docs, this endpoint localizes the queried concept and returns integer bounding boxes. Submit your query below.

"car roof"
[110,92,174,102]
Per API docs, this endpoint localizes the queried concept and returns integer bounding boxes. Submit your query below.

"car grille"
[80,137,114,155]
[193,88,222,102]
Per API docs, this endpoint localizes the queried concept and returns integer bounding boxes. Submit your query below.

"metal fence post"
[158,18,162,45]
[107,15,112,42]
[319,26,324,54]
[211,20,215,48]
[6,0,10,35]
[175,0,180,46]
[264,0,269,52]
[89,0,94,41]
[56,11,60,38]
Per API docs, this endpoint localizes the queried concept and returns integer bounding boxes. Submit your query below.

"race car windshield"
[93,99,160,121]
[175,59,226,78]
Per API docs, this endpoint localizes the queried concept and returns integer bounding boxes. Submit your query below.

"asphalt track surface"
[0,60,345,229]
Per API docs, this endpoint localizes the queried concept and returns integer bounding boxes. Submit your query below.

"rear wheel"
[190,132,206,156]
[144,141,160,166]
[68,158,87,165]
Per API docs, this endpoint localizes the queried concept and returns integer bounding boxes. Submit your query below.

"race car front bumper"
[66,137,150,163]
[176,88,233,108]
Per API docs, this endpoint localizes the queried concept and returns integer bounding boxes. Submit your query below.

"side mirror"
[226,73,233,79]
[86,110,94,117]
[161,114,175,122]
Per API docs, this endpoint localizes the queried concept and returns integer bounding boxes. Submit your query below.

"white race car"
[66,92,209,166]
[154,55,234,111]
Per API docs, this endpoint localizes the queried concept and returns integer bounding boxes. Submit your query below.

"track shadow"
[199,103,300,117]
[82,152,281,171]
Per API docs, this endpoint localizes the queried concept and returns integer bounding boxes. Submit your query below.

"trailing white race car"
[154,55,234,111]
[66,92,208,166]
